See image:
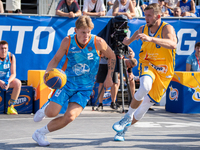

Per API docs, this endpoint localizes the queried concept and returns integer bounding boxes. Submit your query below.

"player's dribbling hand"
[136,33,152,42]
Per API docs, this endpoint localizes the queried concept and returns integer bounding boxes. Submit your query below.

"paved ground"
[0,105,200,150]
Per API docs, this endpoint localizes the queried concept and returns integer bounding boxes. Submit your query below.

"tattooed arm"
[96,36,116,89]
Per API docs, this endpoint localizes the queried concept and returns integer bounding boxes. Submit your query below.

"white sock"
[38,125,50,134]
[127,106,136,119]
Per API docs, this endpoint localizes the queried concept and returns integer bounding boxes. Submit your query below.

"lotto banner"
[5,86,34,114]
[0,15,200,80]
[0,89,5,113]
[166,71,200,113]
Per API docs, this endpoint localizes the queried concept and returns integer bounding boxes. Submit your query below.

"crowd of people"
[54,0,199,18]
[0,0,22,14]
[0,0,199,17]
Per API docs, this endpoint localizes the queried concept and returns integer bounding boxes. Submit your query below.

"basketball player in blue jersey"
[112,3,177,141]
[0,40,21,115]
[32,15,116,146]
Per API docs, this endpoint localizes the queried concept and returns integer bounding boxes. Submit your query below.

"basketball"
[44,68,67,89]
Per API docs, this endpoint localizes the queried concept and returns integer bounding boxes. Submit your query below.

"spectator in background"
[186,42,200,71]
[107,0,116,11]
[173,7,181,16]
[106,0,135,19]
[0,0,4,13]
[14,9,22,14]
[135,0,147,12]
[177,0,196,17]
[164,0,179,14]
[0,40,21,115]
[158,0,169,17]
[96,48,137,110]
[149,0,158,4]
[56,0,81,18]
[6,0,21,13]
[82,0,106,17]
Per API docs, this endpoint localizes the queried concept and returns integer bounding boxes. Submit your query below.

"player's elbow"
[171,43,177,49]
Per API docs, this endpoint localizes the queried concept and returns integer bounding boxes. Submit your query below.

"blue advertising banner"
[0,15,200,80]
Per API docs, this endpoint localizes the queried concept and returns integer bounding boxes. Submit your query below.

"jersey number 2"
[87,53,93,60]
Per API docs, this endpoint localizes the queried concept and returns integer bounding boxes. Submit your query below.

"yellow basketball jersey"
[139,21,176,78]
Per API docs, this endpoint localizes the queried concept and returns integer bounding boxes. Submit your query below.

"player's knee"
[46,109,59,117]
[13,79,22,89]
[64,112,77,123]
[134,77,152,101]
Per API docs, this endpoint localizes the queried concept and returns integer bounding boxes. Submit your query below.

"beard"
[147,19,157,28]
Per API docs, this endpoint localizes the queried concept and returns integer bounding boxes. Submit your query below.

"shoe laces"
[116,131,125,136]
[119,115,131,125]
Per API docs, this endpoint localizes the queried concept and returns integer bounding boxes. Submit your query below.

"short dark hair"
[0,40,8,45]
[195,42,200,48]
[15,9,22,13]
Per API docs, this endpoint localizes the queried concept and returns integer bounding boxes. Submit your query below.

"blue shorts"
[50,88,92,109]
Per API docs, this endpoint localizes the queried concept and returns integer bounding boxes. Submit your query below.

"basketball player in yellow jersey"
[112,3,177,141]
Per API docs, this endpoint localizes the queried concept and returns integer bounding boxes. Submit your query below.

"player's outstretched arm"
[96,36,116,89]
[46,36,70,72]
[123,26,143,46]
[136,25,177,49]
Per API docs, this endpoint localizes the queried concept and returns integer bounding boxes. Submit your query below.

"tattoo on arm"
[108,58,116,78]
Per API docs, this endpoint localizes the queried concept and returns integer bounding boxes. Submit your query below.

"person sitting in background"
[158,0,169,17]
[0,40,21,115]
[14,9,22,14]
[135,0,147,12]
[56,0,81,18]
[0,0,4,13]
[106,0,135,19]
[186,42,200,71]
[107,0,116,11]
[149,0,158,4]
[177,0,196,17]
[6,0,21,13]
[82,0,106,17]
[172,6,196,17]
[164,0,179,14]
[173,7,181,17]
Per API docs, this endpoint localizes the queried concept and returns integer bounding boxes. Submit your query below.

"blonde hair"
[144,3,162,15]
[75,15,94,29]
[129,58,138,67]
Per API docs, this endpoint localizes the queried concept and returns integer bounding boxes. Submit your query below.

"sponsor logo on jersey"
[72,63,90,76]
[71,47,76,50]
[69,50,81,53]
[150,63,168,73]
[88,47,93,52]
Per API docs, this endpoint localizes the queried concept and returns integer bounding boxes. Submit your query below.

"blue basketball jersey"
[58,34,100,91]
[0,52,12,81]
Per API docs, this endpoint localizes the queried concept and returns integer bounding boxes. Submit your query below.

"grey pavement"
[0,105,200,150]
